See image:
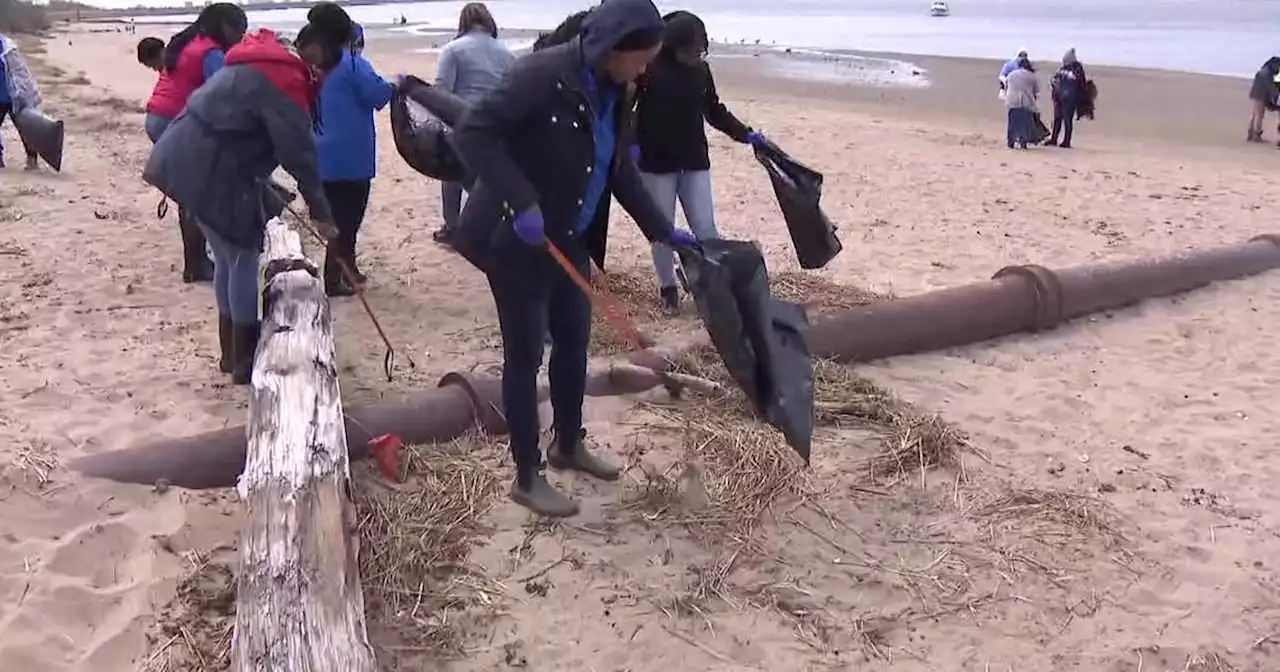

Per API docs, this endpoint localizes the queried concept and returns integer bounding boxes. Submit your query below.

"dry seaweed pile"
[353,437,507,663]
[142,547,237,672]
[771,270,888,315]
[587,268,664,356]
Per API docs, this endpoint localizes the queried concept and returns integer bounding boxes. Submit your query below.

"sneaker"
[660,286,679,316]
[509,473,580,517]
[547,428,620,481]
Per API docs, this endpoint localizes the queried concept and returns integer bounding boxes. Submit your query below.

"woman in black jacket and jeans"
[451,0,695,517]
[634,10,764,315]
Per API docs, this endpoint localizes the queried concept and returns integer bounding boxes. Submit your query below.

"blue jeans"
[643,170,719,289]
[198,223,259,324]
[144,113,172,143]
[1006,108,1034,147]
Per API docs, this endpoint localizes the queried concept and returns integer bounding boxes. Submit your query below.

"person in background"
[1003,57,1039,150]
[0,32,42,171]
[1048,47,1087,148]
[137,37,165,71]
[432,2,515,246]
[143,18,347,385]
[997,47,1028,100]
[310,3,394,296]
[451,0,695,517]
[635,10,764,315]
[145,3,248,284]
[1247,55,1280,143]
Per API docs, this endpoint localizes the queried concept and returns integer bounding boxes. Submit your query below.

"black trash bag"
[1031,113,1051,144]
[390,75,471,184]
[752,139,841,270]
[15,107,64,172]
[677,239,814,463]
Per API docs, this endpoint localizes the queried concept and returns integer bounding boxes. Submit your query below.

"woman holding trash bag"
[634,10,766,316]
[143,21,344,385]
[450,0,695,517]
[0,32,43,171]
[1048,48,1088,148]
[310,2,395,296]
[1003,57,1039,149]
[144,3,248,284]
[432,2,515,246]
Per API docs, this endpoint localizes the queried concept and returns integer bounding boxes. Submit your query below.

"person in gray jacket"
[1003,57,1039,149]
[143,23,346,384]
[432,2,515,245]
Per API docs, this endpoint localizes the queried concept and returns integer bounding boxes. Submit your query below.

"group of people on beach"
[132,0,766,516]
[998,47,1095,150]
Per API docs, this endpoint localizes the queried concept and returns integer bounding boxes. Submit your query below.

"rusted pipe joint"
[438,372,507,434]
[992,264,1065,331]
[1248,234,1280,247]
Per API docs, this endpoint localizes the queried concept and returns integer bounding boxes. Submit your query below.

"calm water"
[133,0,1280,77]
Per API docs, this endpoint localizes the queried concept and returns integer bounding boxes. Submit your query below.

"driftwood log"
[231,217,377,671]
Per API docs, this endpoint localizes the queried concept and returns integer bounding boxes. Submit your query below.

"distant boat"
[930,0,950,17]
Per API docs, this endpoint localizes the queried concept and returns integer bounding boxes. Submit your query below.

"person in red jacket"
[144,3,247,284]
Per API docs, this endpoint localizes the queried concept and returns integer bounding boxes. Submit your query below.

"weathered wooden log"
[231,218,377,671]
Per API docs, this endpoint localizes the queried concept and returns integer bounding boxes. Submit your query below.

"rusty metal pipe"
[808,236,1280,363]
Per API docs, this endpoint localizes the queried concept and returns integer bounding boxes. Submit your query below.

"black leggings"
[321,179,372,279]
[0,102,37,158]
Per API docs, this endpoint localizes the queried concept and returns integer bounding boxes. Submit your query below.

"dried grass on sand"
[354,437,506,659]
[143,546,236,672]
[771,270,888,314]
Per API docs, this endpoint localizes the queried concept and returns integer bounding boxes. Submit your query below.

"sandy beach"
[1,22,1278,672]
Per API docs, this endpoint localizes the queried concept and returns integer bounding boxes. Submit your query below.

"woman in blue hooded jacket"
[312,7,395,295]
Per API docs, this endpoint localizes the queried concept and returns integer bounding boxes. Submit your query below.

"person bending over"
[143,22,345,385]
[450,0,696,517]
[136,36,165,71]
[145,3,248,284]
[635,10,765,315]
[310,2,395,296]
[1247,56,1280,143]
[1003,57,1039,149]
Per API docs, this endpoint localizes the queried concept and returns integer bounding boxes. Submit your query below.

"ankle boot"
[509,473,580,517]
[547,429,620,481]
[178,209,215,283]
[218,314,234,374]
[231,322,261,386]
[323,247,357,297]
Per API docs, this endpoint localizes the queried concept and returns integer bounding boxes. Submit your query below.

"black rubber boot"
[509,473,579,517]
[660,286,680,317]
[323,247,357,297]
[217,314,234,374]
[547,429,620,481]
[230,322,261,386]
[178,209,215,283]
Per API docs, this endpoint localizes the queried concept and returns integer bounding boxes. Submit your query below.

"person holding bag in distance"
[449,0,697,517]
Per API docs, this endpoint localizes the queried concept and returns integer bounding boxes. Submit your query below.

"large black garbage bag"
[1031,113,1051,144]
[677,239,814,463]
[752,139,841,270]
[15,107,64,172]
[390,75,470,185]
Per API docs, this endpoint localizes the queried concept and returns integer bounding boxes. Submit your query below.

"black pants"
[487,239,592,484]
[1052,100,1078,146]
[321,179,372,284]
[0,102,37,159]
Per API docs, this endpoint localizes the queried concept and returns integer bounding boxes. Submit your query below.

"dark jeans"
[321,179,372,283]
[0,102,37,158]
[1006,107,1034,147]
[1052,100,1078,146]
[441,181,464,232]
[487,239,592,484]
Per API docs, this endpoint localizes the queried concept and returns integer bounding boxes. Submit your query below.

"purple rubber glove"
[745,130,766,148]
[629,144,640,163]
[513,207,545,245]
[668,228,697,248]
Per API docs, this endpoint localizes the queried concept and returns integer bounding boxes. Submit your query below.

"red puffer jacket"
[145,34,220,118]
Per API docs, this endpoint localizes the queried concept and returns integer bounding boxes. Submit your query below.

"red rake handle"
[545,241,653,351]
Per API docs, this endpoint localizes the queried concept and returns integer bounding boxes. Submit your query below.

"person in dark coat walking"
[450,0,695,517]
[1048,47,1088,148]
[143,22,345,385]
[634,10,765,316]
[1247,56,1280,143]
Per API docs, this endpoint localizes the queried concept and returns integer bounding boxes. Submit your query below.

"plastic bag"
[15,107,64,172]
[677,239,814,463]
[1031,113,1050,144]
[390,75,470,184]
[753,139,841,270]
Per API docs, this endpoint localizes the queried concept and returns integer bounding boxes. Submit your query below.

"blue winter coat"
[316,51,394,182]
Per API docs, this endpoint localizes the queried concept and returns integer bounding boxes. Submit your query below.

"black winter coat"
[449,0,673,276]
[634,53,752,174]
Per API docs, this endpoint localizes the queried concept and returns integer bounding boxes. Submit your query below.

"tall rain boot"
[323,246,356,297]
[178,208,215,283]
[230,322,261,386]
[218,314,234,374]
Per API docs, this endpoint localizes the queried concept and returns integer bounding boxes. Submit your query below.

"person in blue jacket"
[311,5,395,296]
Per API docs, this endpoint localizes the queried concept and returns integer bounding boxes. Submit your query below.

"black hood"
[1265,56,1280,74]
[579,0,664,66]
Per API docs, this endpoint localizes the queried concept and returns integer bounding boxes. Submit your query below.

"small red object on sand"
[367,434,403,481]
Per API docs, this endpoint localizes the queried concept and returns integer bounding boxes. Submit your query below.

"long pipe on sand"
[71,236,1280,489]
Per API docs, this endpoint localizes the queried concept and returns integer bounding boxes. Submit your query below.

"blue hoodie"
[316,50,394,182]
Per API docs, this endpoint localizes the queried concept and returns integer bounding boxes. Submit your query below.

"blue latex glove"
[513,207,545,245]
[745,130,766,148]
[629,144,640,163]
[668,228,697,248]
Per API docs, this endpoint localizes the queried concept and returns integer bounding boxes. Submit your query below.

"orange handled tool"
[545,240,655,351]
